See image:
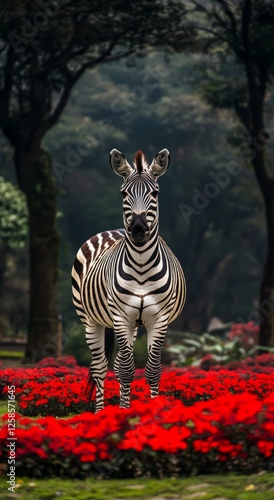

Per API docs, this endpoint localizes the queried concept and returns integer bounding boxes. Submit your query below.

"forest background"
[0,0,273,360]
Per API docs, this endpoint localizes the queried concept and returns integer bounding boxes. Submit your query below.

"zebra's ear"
[148,149,170,178]
[110,149,134,179]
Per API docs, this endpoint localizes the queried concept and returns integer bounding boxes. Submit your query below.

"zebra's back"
[71,229,125,327]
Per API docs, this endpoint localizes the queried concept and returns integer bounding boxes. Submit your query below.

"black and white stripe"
[72,148,186,411]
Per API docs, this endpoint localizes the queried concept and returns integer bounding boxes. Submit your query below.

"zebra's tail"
[85,327,115,402]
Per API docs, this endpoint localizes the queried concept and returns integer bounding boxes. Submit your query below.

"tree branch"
[40,72,81,135]
[41,34,134,134]
[216,0,237,32]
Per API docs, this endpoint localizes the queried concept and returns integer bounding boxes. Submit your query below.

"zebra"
[71,148,186,412]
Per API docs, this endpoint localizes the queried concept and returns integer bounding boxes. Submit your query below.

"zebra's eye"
[151,190,159,197]
[121,191,127,199]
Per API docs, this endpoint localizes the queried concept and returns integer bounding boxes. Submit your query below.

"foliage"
[0,176,27,248]
[190,0,274,118]
[166,332,248,367]
[35,355,78,368]
[165,325,274,368]
[228,321,259,348]
[218,353,274,372]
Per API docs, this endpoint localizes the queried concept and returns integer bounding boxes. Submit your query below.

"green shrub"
[165,330,274,368]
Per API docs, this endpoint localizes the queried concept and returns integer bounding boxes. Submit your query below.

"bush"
[35,355,78,368]
[228,321,259,348]
[165,325,274,368]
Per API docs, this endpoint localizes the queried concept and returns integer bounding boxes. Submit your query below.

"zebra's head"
[110,148,170,245]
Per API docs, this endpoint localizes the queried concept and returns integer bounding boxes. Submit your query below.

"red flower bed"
[1,364,274,416]
[0,355,274,477]
[1,393,274,477]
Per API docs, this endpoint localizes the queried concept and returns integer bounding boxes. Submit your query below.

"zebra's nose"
[128,213,149,243]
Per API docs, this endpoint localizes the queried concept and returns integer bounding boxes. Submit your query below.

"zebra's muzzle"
[128,213,150,244]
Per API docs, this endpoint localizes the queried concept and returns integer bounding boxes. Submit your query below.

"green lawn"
[0,401,9,415]
[0,351,24,359]
[0,474,274,500]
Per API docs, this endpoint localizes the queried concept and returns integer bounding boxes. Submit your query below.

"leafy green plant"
[165,331,274,368]
[0,176,28,249]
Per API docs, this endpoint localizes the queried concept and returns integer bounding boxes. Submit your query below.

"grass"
[0,400,10,415]
[0,351,24,359]
[0,473,274,500]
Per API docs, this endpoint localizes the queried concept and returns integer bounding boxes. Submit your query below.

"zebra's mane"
[134,150,147,174]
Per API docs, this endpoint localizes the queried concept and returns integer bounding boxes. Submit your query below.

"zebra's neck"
[124,223,160,267]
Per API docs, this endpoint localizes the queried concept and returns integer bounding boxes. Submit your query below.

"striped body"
[72,149,186,412]
[72,229,185,330]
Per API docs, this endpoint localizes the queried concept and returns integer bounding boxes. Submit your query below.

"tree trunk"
[14,144,59,361]
[258,191,274,347]
[246,96,274,347]
[249,150,274,347]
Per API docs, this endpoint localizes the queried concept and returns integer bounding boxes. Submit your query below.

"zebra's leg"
[113,350,121,386]
[85,324,107,413]
[113,319,136,409]
[145,319,168,398]
[113,326,138,383]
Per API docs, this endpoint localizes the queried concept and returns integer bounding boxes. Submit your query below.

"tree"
[0,1,189,360]
[185,0,274,346]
